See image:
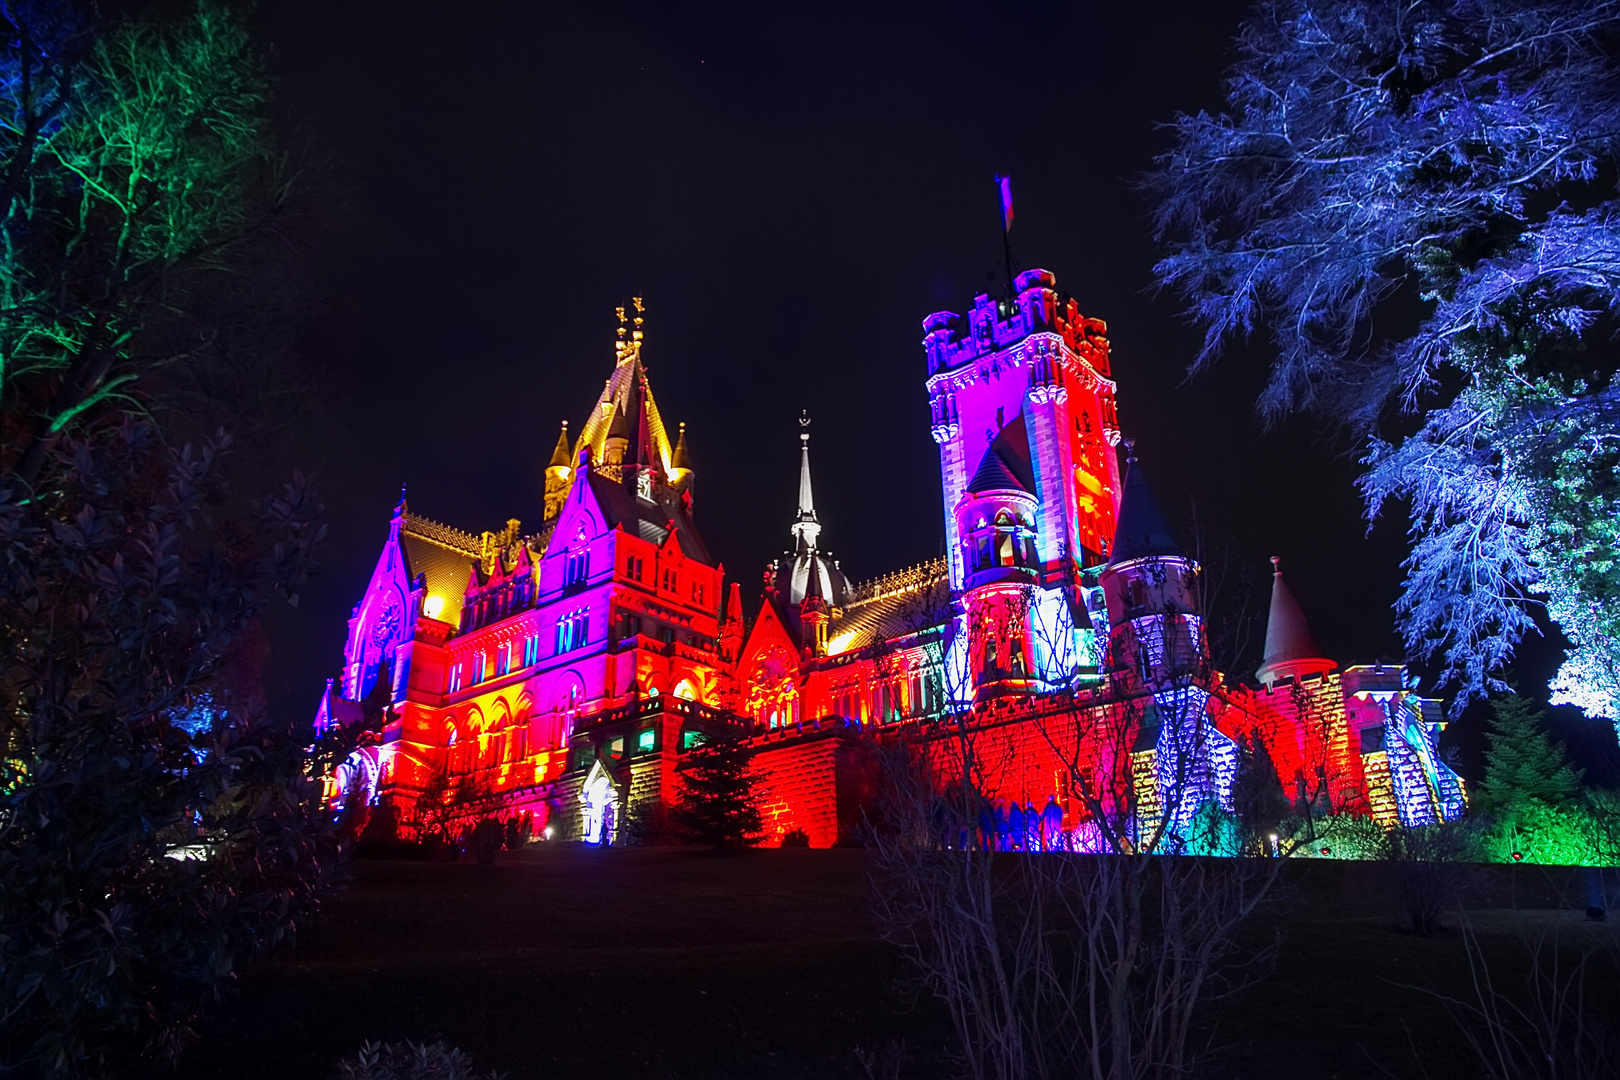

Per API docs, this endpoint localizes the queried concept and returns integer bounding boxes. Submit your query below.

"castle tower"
[1256,557,1334,688]
[543,421,572,520]
[924,268,1122,591]
[926,269,1121,699]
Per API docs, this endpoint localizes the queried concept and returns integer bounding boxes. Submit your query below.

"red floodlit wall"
[753,736,842,847]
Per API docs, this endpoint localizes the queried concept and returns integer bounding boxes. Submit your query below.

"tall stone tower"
[925,269,1123,697]
[925,268,1123,589]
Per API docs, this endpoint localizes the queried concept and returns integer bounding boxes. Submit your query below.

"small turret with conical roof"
[1256,556,1334,688]
[668,421,694,494]
[1097,448,1205,686]
[543,421,572,520]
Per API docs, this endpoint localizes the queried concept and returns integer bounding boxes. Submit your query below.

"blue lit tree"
[1150,0,1620,725]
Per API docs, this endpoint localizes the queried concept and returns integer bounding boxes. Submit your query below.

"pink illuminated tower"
[924,269,1123,699]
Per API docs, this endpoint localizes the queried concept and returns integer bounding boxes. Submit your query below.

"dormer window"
[565,551,590,587]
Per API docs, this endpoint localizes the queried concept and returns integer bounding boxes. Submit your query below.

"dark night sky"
[245,1,1600,776]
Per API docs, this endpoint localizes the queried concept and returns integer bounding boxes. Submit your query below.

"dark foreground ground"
[178,847,1617,1080]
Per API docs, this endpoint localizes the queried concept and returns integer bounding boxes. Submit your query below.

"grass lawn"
[177,847,1616,1079]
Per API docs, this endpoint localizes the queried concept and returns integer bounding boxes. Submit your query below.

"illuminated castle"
[317,274,1465,848]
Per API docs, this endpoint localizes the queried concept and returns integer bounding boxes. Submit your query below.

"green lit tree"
[0,4,336,1076]
[671,732,765,852]
[0,1,296,487]
[1479,694,1583,810]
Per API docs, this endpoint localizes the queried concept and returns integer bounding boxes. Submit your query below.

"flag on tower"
[996,174,1014,232]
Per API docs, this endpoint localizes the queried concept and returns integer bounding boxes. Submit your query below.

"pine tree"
[1230,731,1291,853]
[1479,695,1583,810]
[671,732,765,852]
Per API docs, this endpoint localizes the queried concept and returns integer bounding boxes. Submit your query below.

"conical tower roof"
[1256,556,1334,687]
[1107,460,1181,565]
[672,422,692,470]
[966,441,1032,495]
[547,421,571,468]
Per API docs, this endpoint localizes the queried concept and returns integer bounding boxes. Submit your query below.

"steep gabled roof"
[583,471,714,565]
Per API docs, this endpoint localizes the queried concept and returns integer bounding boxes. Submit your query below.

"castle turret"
[668,421,694,494]
[1098,458,1203,687]
[1256,556,1334,687]
[544,421,572,520]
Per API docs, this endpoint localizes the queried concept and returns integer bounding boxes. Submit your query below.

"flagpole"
[995,175,1016,299]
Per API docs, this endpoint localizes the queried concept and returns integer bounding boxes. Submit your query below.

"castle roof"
[399,514,487,631]
[575,305,674,472]
[1256,557,1334,687]
[1107,460,1181,565]
[584,471,713,564]
[827,557,950,654]
[547,421,571,468]
[672,422,692,470]
[965,414,1036,495]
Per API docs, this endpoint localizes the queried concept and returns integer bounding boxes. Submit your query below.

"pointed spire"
[793,411,821,552]
[605,402,629,443]
[673,421,691,470]
[1107,452,1181,565]
[726,580,744,623]
[548,421,571,468]
[394,482,408,518]
[1256,556,1334,687]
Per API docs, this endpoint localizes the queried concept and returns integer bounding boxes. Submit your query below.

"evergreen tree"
[1479,694,1583,810]
[672,732,765,852]
[1230,731,1291,854]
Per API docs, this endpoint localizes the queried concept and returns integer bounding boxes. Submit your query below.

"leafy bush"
[620,798,679,846]
[333,1040,504,1080]
[0,423,338,1077]
[780,827,812,848]
[469,818,505,865]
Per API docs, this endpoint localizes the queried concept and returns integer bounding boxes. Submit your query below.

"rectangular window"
[471,652,486,685]
[448,664,462,694]
[627,555,644,582]
[681,729,706,751]
[556,610,589,654]
[497,644,511,676]
[662,568,676,591]
[692,581,705,604]
[523,634,538,667]
[636,728,656,753]
[565,550,590,587]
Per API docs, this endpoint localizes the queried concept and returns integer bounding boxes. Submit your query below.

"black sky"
[248,1,1597,777]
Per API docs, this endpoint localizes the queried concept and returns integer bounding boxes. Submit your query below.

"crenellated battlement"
[921,268,1110,379]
